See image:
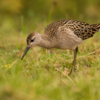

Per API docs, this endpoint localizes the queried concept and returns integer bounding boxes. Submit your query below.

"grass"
[0,17,100,100]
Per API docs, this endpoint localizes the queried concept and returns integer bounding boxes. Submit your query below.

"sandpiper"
[21,19,100,75]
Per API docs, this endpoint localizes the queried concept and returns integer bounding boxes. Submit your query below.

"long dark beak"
[21,47,30,60]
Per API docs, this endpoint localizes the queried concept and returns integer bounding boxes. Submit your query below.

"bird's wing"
[65,20,98,40]
[44,19,99,40]
[44,19,70,37]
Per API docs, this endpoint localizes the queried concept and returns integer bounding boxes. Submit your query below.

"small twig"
[78,48,100,59]
[56,68,76,84]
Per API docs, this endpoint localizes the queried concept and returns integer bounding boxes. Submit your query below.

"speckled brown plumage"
[44,19,100,40]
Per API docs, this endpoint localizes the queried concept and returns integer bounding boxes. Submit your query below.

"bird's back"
[44,20,70,37]
[44,19,100,40]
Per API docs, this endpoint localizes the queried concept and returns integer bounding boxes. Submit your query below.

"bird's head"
[21,32,41,60]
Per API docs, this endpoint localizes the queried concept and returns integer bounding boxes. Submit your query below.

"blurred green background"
[0,0,100,20]
[0,0,100,34]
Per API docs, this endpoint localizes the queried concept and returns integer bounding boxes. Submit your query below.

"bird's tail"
[92,24,100,32]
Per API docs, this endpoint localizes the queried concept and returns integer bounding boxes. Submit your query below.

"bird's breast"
[58,27,84,50]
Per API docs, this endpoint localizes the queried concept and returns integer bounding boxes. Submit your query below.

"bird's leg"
[69,47,78,76]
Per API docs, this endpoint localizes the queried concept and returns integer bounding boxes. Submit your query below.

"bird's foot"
[69,66,75,77]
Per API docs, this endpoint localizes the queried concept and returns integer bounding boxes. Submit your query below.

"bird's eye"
[31,39,34,42]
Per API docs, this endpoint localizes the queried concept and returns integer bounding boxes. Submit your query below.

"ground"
[0,18,100,100]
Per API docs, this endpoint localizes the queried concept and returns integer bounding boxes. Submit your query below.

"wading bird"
[21,19,100,75]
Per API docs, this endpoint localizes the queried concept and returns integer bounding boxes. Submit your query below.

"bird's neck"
[38,34,52,49]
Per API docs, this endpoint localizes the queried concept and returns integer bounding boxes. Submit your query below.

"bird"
[21,19,100,75]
